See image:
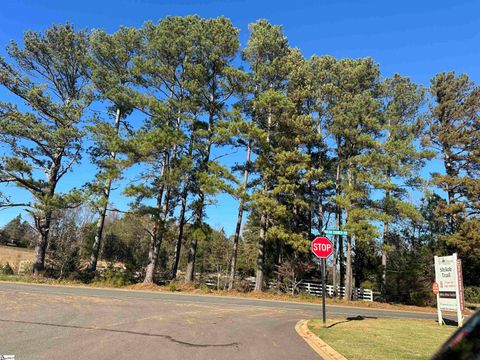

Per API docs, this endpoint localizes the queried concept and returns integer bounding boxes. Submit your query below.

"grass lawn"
[308,317,456,360]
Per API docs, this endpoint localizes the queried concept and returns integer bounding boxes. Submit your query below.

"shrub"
[17,260,34,275]
[234,278,252,293]
[94,263,133,287]
[198,283,210,292]
[0,262,14,275]
[465,286,480,304]
[410,290,435,307]
[360,280,378,291]
[168,282,178,292]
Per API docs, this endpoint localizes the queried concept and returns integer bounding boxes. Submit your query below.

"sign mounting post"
[311,236,334,327]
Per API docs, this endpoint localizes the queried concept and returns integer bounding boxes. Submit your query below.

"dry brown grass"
[129,282,204,293]
[194,289,445,313]
[0,245,35,271]
[129,283,164,291]
[1,268,470,315]
[129,282,448,314]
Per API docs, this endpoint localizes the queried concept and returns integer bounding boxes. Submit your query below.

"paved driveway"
[0,282,437,359]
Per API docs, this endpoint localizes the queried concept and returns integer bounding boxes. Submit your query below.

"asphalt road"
[0,282,438,360]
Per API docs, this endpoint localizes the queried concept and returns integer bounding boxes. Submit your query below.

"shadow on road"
[0,318,239,349]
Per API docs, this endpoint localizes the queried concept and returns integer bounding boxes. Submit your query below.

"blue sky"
[0,0,479,234]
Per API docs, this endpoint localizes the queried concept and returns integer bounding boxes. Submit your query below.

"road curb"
[295,319,347,360]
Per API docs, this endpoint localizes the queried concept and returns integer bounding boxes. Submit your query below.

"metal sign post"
[311,236,333,328]
[321,258,327,327]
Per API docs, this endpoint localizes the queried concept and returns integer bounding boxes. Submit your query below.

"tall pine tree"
[86,26,141,272]
[0,24,91,274]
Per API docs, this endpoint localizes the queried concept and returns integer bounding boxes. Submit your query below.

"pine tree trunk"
[333,208,340,296]
[308,203,313,240]
[335,137,345,289]
[354,247,362,289]
[185,107,215,283]
[344,168,353,300]
[185,245,196,283]
[144,186,171,284]
[255,213,267,292]
[307,145,313,240]
[381,190,390,301]
[171,183,187,280]
[381,221,388,301]
[89,208,108,271]
[184,190,203,284]
[88,107,122,273]
[444,151,455,205]
[33,152,61,275]
[144,227,159,284]
[255,109,272,293]
[228,142,251,290]
[444,150,458,232]
[185,206,202,283]
[344,234,353,300]
[227,206,243,289]
[275,237,282,284]
[185,180,206,283]
[33,233,47,275]
[381,169,392,301]
[317,193,324,234]
[171,120,194,280]
[143,152,169,284]
[339,227,345,287]
[332,242,337,296]
[33,214,51,275]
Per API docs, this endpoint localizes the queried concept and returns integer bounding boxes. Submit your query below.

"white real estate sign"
[434,253,464,327]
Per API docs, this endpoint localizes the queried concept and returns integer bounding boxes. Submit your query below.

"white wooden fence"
[204,278,374,301]
[297,281,374,301]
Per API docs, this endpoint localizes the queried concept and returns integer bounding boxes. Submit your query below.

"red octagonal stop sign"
[311,237,333,258]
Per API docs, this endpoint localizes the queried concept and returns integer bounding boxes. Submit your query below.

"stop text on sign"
[312,243,332,252]
[311,236,333,258]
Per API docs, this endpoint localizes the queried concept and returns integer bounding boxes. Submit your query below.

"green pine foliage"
[0,17,478,306]
[0,23,91,274]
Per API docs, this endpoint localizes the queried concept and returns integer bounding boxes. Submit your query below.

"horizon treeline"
[0,16,478,304]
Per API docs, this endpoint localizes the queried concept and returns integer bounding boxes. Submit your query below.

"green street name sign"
[323,229,348,236]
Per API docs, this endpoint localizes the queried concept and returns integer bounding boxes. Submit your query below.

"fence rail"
[204,278,373,301]
[301,282,374,301]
